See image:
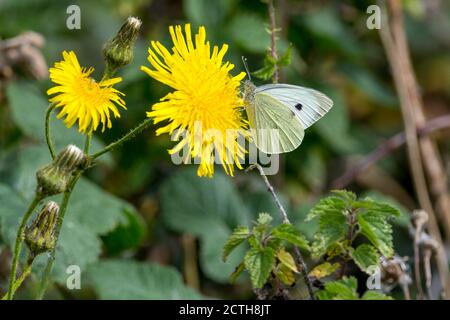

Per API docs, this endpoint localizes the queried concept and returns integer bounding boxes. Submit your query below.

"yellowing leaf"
[277,248,298,273]
[275,263,295,286]
[309,262,340,279]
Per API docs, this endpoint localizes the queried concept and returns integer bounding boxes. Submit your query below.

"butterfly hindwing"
[256,84,333,129]
[248,92,305,154]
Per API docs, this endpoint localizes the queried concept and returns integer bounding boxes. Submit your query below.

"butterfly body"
[243,80,333,154]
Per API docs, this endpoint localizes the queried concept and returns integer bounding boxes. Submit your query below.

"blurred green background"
[1,0,450,299]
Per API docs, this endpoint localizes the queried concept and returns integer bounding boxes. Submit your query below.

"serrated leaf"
[230,261,245,284]
[275,263,295,286]
[278,45,292,66]
[277,248,298,273]
[244,247,276,289]
[252,65,276,81]
[350,244,380,274]
[361,291,393,300]
[272,223,309,250]
[317,276,359,300]
[357,210,395,257]
[309,262,340,279]
[87,260,202,299]
[223,226,250,262]
[257,212,273,226]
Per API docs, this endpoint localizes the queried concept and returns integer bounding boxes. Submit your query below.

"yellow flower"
[141,24,246,177]
[47,51,126,134]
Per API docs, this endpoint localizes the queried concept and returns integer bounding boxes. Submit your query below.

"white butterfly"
[243,79,333,154]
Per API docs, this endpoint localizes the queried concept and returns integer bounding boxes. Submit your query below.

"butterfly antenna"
[242,56,251,81]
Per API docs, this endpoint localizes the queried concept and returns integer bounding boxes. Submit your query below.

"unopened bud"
[36,145,86,196]
[25,201,59,256]
[103,16,142,72]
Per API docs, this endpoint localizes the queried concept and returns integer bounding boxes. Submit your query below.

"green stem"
[2,255,35,300]
[90,118,152,160]
[45,103,57,159]
[36,172,82,299]
[6,195,41,300]
[84,134,92,154]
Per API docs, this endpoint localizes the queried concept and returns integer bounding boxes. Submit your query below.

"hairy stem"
[247,164,315,300]
[267,0,279,83]
[45,103,57,159]
[5,195,41,300]
[90,118,152,160]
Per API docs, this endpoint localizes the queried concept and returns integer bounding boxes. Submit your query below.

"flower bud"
[36,145,86,196]
[103,16,142,72]
[25,201,59,256]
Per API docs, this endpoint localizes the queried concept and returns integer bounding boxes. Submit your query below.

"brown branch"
[267,0,279,83]
[333,114,450,189]
[247,164,315,300]
[379,0,450,298]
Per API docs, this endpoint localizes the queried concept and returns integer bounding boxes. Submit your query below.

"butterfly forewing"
[248,92,305,154]
[256,84,333,129]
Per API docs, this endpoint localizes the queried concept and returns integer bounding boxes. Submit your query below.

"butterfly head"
[242,80,256,105]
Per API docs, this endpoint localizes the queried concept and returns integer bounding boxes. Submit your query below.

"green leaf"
[307,194,348,258]
[361,291,393,300]
[230,261,245,284]
[272,223,309,250]
[244,247,276,289]
[278,45,292,66]
[160,168,250,283]
[308,262,340,279]
[87,260,202,299]
[317,276,359,300]
[102,208,147,255]
[357,207,396,258]
[252,64,276,81]
[350,244,380,274]
[227,12,270,53]
[223,226,250,262]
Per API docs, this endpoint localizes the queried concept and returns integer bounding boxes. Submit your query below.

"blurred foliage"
[0,0,450,299]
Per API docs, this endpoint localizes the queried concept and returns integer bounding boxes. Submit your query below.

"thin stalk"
[2,255,35,300]
[84,133,92,154]
[90,118,152,160]
[45,103,57,159]
[246,164,316,300]
[5,195,41,300]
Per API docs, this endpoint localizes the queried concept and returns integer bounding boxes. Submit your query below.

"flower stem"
[36,171,82,299]
[90,118,152,160]
[246,164,316,300]
[5,195,42,300]
[84,133,92,154]
[2,254,35,300]
[45,103,57,159]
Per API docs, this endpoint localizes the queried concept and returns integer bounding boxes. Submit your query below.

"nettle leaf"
[253,54,277,81]
[244,247,277,289]
[223,226,250,262]
[350,244,380,274]
[160,168,250,283]
[277,248,298,273]
[277,45,293,66]
[361,291,393,300]
[307,194,348,258]
[309,262,340,279]
[87,260,202,299]
[230,261,245,284]
[272,223,309,250]
[356,199,399,258]
[317,276,359,300]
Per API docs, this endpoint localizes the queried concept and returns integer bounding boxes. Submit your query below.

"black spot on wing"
[295,103,303,110]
